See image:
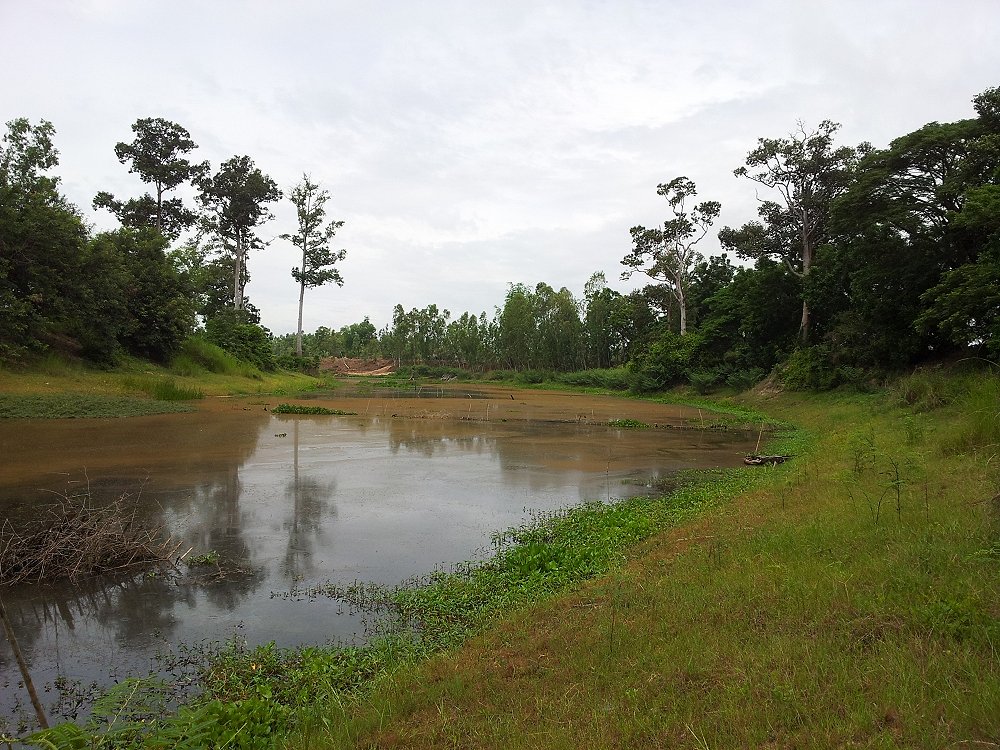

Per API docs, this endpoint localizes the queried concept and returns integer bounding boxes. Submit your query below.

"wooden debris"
[744,454,791,466]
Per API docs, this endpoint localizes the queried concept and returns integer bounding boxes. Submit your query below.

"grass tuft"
[120,375,204,400]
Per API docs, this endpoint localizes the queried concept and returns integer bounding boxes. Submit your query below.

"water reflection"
[282,420,336,580]
[0,404,754,729]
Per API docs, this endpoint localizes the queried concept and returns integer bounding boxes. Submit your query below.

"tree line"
[0,117,345,366]
[3,86,998,390]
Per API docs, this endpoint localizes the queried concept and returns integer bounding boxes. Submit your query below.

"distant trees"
[4,88,997,387]
[280,175,347,357]
[0,118,80,359]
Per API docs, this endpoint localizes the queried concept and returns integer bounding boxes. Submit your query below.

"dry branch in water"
[0,491,179,586]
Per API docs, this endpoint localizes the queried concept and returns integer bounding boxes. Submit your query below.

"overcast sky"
[3,1,998,335]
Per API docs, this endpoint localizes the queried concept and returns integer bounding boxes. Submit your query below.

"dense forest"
[2,86,998,390]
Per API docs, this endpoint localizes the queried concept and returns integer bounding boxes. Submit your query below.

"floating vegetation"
[271,403,357,415]
[183,550,220,567]
[608,418,651,429]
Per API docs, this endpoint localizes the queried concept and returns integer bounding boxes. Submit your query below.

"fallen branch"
[0,490,178,586]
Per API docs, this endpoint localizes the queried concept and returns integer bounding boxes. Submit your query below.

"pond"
[0,386,756,728]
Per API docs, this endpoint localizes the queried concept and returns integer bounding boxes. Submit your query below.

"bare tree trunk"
[234,236,244,311]
[799,222,813,344]
[296,278,305,357]
[676,270,687,336]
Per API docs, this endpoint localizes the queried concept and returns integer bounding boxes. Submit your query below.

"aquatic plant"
[608,418,651,429]
[271,403,356,415]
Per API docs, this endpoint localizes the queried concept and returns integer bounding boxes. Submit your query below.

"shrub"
[170,335,263,379]
[274,354,320,373]
[629,331,703,393]
[780,345,839,391]
[556,368,631,390]
[204,311,275,372]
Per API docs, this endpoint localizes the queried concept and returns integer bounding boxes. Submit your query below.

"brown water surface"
[0,387,754,728]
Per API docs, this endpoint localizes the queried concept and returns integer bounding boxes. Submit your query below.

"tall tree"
[622,177,720,335]
[196,156,281,311]
[279,175,347,357]
[719,121,867,343]
[830,86,1000,366]
[94,117,206,241]
[0,118,89,358]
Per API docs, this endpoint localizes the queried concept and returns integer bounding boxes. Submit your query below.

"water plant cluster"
[270,403,357,416]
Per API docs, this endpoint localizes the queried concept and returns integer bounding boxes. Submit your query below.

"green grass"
[0,393,194,418]
[119,374,204,400]
[290,377,999,749]
[14,372,1000,749]
[169,336,263,379]
[271,403,358,415]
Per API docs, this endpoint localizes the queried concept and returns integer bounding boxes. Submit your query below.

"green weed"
[120,375,203,400]
[608,418,651,429]
[271,403,357,415]
[0,393,192,419]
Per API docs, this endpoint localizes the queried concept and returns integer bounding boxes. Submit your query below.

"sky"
[3,0,998,335]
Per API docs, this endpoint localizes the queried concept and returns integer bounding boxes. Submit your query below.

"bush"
[687,369,719,395]
[516,369,552,384]
[274,354,320,373]
[170,336,262,378]
[204,311,275,372]
[780,346,839,391]
[629,331,703,393]
[556,368,631,390]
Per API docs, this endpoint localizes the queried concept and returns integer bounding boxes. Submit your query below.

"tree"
[0,118,90,359]
[93,229,194,362]
[197,156,281,311]
[280,175,347,357]
[94,118,206,241]
[827,87,1000,367]
[720,121,867,343]
[622,177,720,335]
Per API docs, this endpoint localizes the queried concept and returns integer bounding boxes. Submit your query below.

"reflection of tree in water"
[282,420,336,581]
[0,408,273,725]
[386,419,498,458]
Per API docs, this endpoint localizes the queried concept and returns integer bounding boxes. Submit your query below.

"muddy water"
[0,387,754,727]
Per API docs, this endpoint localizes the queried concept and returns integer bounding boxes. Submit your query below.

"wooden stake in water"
[0,594,48,729]
[755,420,765,453]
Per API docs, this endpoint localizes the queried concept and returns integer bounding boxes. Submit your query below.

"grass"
[0,393,193,418]
[119,374,204,400]
[13,370,1000,749]
[288,375,999,749]
[0,349,323,405]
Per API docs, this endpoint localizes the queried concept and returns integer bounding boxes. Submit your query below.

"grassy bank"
[11,372,999,748]
[0,349,324,417]
[291,375,999,748]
